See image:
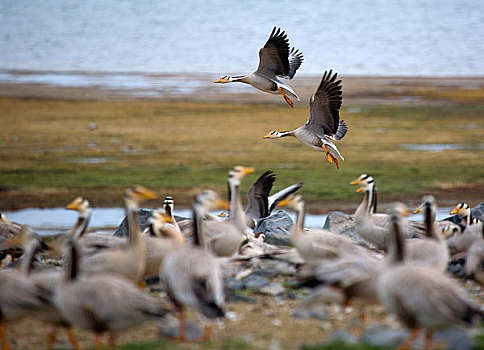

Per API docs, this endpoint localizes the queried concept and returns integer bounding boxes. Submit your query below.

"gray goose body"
[215,27,303,108]
[264,70,348,168]
[376,203,483,350]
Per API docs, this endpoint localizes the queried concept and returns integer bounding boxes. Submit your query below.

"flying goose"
[161,190,227,341]
[350,174,425,249]
[376,203,483,350]
[81,185,157,284]
[244,170,302,229]
[263,70,348,168]
[54,239,170,350]
[277,194,371,262]
[0,237,52,350]
[214,27,303,108]
[406,195,449,272]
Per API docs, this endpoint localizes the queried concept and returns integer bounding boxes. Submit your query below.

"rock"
[225,277,245,293]
[360,324,409,348]
[323,211,377,249]
[243,273,270,290]
[254,210,293,246]
[293,304,330,321]
[226,294,257,304]
[259,282,285,296]
[256,259,296,276]
[327,330,357,344]
[114,208,187,236]
[286,290,298,300]
[447,258,466,277]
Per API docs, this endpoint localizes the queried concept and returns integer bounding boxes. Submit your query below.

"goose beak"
[66,197,81,211]
[263,133,271,139]
[242,167,255,175]
[277,198,290,207]
[350,180,360,186]
[450,208,459,215]
[355,187,365,193]
[214,78,222,83]
[413,204,424,214]
[216,199,231,210]
[134,185,158,200]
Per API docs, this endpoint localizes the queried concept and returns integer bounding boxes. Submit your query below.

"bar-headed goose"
[81,185,157,284]
[277,194,370,262]
[377,203,483,350]
[161,190,228,341]
[264,70,347,168]
[451,202,481,225]
[406,195,449,272]
[214,27,303,108]
[350,174,424,249]
[244,170,302,229]
[54,239,170,350]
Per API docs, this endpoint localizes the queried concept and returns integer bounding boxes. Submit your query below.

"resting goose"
[54,239,170,350]
[451,202,481,225]
[264,70,347,168]
[0,213,36,261]
[277,195,370,262]
[350,174,424,249]
[376,203,483,350]
[0,237,51,350]
[81,185,157,284]
[161,190,227,341]
[214,26,303,108]
[406,195,449,272]
[244,170,302,229]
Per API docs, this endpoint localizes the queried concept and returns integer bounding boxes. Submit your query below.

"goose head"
[450,202,470,218]
[147,211,177,238]
[263,131,283,139]
[387,202,412,218]
[124,185,158,205]
[350,174,374,192]
[228,165,255,186]
[66,196,91,217]
[413,195,437,220]
[194,190,230,213]
[276,194,305,212]
[214,75,234,83]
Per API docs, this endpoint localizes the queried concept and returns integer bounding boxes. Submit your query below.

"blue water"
[1,0,483,78]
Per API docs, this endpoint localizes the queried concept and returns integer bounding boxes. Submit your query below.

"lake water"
[3,206,455,237]
[1,0,483,81]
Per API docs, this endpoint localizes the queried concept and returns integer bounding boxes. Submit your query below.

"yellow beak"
[450,208,459,215]
[214,78,222,83]
[263,133,271,139]
[66,197,82,211]
[133,185,158,200]
[350,180,360,186]
[413,203,424,214]
[216,199,231,210]
[242,167,255,175]
[355,187,364,193]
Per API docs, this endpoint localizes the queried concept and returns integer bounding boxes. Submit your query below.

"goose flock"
[1,27,483,350]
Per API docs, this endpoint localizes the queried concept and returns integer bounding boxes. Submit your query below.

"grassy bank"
[0,97,483,210]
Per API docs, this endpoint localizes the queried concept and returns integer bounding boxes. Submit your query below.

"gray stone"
[225,277,245,293]
[226,294,257,304]
[360,324,409,348]
[158,317,203,340]
[259,282,285,296]
[257,259,296,276]
[327,330,357,344]
[411,329,474,350]
[243,273,270,290]
[293,304,330,321]
[323,211,376,249]
[254,210,293,246]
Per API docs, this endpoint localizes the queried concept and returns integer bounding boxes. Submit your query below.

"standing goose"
[203,166,254,256]
[142,211,184,278]
[162,196,180,231]
[0,237,51,350]
[54,239,170,350]
[376,203,483,350]
[161,190,228,341]
[350,174,425,249]
[214,27,303,108]
[81,185,157,284]
[264,70,347,168]
[407,195,449,272]
[277,195,370,262]
[244,170,303,229]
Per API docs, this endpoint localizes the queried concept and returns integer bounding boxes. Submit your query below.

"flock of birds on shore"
[0,27,483,350]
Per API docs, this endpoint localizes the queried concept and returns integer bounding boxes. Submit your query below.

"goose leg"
[199,324,212,342]
[108,332,116,350]
[322,145,339,169]
[171,310,186,341]
[94,334,103,350]
[278,87,294,108]
[66,328,80,350]
[397,328,420,350]
[46,326,56,350]
[424,329,433,350]
[0,320,11,350]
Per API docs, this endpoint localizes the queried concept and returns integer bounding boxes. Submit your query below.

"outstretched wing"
[306,70,347,140]
[256,27,290,77]
[287,48,304,79]
[245,170,277,222]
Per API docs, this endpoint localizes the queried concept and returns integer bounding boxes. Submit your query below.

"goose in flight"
[214,27,303,108]
[264,70,347,168]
